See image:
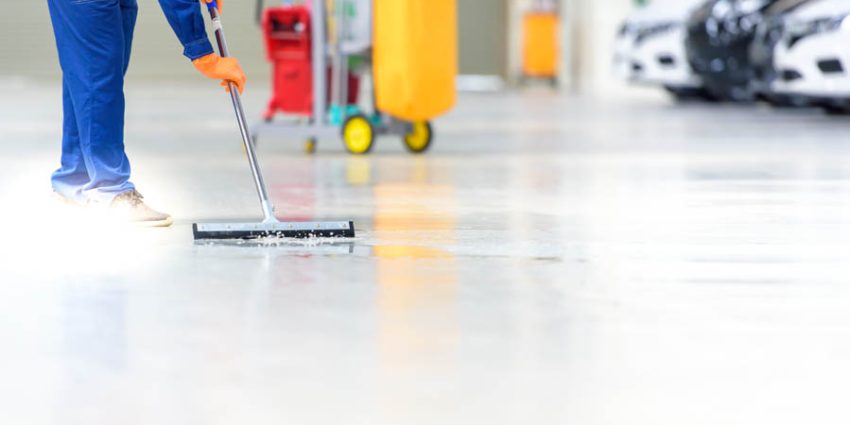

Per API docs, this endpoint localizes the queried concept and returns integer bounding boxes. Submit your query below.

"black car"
[749,0,815,105]
[686,0,785,101]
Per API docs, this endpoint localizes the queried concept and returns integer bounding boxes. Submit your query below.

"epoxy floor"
[3,81,850,424]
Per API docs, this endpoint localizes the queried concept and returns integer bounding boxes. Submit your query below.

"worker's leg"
[46,0,134,204]
[47,0,89,204]
[121,0,138,75]
[51,77,89,204]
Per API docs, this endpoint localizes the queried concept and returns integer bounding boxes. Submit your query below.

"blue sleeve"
[157,0,215,60]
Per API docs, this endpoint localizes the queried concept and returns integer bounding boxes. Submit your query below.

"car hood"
[626,0,707,25]
[785,0,850,21]
[763,0,815,17]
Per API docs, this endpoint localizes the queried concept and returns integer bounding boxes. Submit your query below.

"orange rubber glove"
[192,53,246,95]
[202,0,222,13]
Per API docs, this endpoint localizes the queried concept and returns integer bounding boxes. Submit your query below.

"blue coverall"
[47,0,214,203]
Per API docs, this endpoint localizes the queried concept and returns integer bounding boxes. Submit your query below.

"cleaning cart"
[252,0,456,155]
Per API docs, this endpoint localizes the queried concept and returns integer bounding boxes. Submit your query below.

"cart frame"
[252,0,432,155]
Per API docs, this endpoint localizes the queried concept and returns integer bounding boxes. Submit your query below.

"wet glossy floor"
[3,81,850,423]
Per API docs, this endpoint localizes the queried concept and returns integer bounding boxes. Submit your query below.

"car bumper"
[616,26,701,89]
[772,30,850,98]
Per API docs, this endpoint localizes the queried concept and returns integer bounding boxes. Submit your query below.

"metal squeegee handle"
[204,0,278,223]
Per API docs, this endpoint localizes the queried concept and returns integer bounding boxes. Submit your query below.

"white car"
[771,0,850,110]
[615,0,709,99]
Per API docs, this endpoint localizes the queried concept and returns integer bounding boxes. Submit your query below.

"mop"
[193,1,356,240]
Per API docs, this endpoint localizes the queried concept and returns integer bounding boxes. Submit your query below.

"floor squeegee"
[193,1,355,240]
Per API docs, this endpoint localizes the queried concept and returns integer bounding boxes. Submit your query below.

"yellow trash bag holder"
[373,0,458,122]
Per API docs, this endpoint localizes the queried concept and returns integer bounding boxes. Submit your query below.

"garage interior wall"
[0,2,269,81]
[1,0,635,95]
[507,0,633,93]
[1,1,513,83]
[457,0,510,79]
[455,0,635,92]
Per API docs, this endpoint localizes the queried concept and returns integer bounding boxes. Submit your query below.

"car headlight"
[735,0,769,16]
[711,0,734,19]
[706,0,770,39]
[710,0,768,19]
[635,22,678,44]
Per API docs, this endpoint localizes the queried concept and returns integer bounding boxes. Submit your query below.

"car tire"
[664,86,719,103]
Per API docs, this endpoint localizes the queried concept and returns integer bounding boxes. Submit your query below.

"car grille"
[818,59,844,74]
[781,69,802,81]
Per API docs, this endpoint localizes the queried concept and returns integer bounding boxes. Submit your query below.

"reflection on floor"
[3,83,850,423]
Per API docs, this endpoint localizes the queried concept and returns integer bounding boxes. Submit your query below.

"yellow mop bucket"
[523,11,559,78]
[373,0,458,122]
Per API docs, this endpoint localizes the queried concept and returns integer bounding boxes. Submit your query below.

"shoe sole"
[133,216,174,228]
[55,192,174,228]
[53,193,85,208]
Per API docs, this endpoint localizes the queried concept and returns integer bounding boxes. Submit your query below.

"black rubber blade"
[193,221,355,240]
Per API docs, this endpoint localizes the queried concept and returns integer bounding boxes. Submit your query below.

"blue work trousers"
[47,0,138,203]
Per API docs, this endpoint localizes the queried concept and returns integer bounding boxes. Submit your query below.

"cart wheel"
[403,121,433,154]
[342,114,375,155]
[304,138,317,154]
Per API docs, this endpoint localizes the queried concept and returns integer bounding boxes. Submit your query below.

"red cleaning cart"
[261,6,360,120]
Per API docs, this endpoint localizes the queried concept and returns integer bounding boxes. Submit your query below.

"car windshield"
[764,0,812,16]
[737,0,772,14]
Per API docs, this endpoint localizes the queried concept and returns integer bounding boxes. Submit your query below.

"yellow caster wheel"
[304,138,317,154]
[342,114,376,155]
[403,121,433,154]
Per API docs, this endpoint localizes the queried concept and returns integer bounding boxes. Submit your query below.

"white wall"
[569,0,633,95]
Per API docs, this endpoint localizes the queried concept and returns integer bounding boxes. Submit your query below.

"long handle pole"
[205,2,277,223]
[311,0,326,125]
